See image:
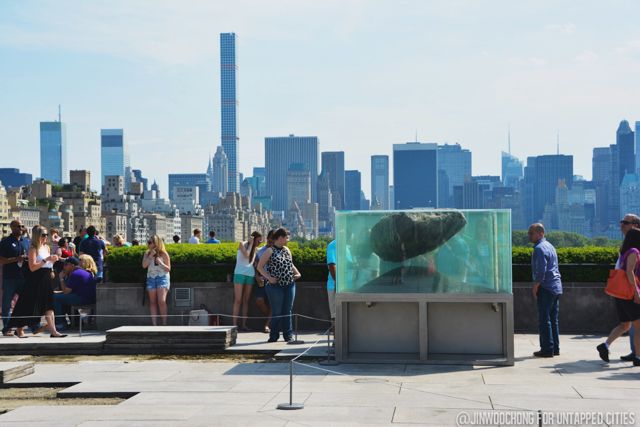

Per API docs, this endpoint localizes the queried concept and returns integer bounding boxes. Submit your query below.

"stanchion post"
[79,314,83,337]
[277,360,304,410]
[287,314,305,345]
[319,322,339,366]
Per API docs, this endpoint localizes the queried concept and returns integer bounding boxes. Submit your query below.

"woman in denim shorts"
[142,235,171,326]
[233,231,262,331]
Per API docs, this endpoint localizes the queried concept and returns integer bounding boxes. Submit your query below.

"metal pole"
[79,313,83,337]
[287,314,305,345]
[319,322,339,366]
[276,360,304,410]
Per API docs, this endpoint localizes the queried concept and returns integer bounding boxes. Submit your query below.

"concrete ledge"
[0,362,34,383]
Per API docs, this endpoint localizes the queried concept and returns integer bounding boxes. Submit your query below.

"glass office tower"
[393,142,438,209]
[40,121,67,184]
[220,32,239,193]
[101,129,128,187]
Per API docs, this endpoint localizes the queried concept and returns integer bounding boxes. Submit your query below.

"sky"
[2,1,640,197]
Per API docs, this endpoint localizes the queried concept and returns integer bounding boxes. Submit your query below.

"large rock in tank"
[370,211,467,262]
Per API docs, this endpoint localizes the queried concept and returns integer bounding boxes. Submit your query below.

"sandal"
[14,331,28,339]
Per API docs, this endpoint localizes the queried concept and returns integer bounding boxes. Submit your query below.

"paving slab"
[0,361,34,383]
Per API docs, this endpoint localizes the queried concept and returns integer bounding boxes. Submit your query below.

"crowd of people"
[0,220,100,338]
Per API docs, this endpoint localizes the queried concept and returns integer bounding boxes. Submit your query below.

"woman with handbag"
[597,228,640,365]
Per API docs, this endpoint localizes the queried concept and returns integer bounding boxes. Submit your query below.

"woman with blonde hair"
[79,254,98,277]
[8,225,66,338]
[142,235,171,326]
[233,231,262,331]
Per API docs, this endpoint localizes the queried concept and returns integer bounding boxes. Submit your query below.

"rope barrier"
[2,312,332,322]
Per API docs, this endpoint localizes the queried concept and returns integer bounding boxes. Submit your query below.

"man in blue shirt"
[0,220,26,335]
[206,231,221,244]
[326,240,337,320]
[79,226,107,281]
[529,223,563,358]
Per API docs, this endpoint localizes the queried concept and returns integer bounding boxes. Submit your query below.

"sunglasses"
[41,233,49,237]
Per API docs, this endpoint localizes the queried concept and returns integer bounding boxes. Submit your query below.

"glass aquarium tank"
[335,209,512,294]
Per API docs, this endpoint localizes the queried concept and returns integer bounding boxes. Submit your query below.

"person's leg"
[255,297,270,331]
[44,310,64,336]
[630,325,636,355]
[156,286,169,326]
[550,294,560,354]
[632,319,640,360]
[241,284,253,329]
[265,285,284,341]
[606,322,630,346]
[54,293,83,328]
[536,287,553,353]
[147,289,158,326]
[1,279,19,334]
[283,283,296,340]
[232,283,243,326]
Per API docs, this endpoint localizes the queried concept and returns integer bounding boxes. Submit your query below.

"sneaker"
[621,352,635,362]
[596,343,610,363]
[554,350,560,356]
[633,357,640,367]
[284,336,293,342]
[533,350,553,358]
[267,337,278,343]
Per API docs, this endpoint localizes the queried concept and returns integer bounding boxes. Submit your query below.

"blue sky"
[2,1,640,196]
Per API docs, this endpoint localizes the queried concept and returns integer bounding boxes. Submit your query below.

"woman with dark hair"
[8,225,66,338]
[256,228,302,342]
[596,228,640,365]
[232,231,263,331]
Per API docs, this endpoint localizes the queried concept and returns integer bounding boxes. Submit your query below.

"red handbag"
[605,269,636,300]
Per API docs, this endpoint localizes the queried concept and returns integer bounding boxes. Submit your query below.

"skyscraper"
[220,32,239,193]
[437,143,472,207]
[100,129,128,187]
[0,168,32,189]
[393,142,438,209]
[344,170,362,211]
[529,154,573,224]
[168,173,211,206]
[321,152,345,210]
[265,135,318,211]
[616,120,635,183]
[592,146,612,232]
[635,121,640,175]
[40,109,67,184]
[501,151,524,188]
[286,163,311,209]
[371,155,389,210]
[211,146,229,195]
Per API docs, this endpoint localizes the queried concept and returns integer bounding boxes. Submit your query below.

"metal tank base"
[335,293,514,366]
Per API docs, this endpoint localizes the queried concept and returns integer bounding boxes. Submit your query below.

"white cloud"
[544,22,576,35]
[574,50,598,63]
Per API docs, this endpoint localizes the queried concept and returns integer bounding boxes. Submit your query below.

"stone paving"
[0,334,639,426]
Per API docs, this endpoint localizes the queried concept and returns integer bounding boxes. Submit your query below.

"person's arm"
[625,252,640,304]
[256,248,277,284]
[102,240,109,255]
[29,247,57,272]
[238,241,250,258]
[531,247,547,299]
[328,264,337,282]
[0,241,20,265]
[142,250,154,269]
[292,264,302,281]
[156,252,171,273]
[60,272,73,294]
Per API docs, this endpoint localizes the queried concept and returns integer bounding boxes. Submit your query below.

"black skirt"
[8,268,55,328]
[615,297,640,322]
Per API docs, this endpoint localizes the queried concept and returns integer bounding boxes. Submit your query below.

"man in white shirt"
[188,229,201,244]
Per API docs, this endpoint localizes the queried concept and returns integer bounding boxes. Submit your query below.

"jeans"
[265,283,296,341]
[537,286,560,353]
[53,293,84,325]
[1,277,24,333]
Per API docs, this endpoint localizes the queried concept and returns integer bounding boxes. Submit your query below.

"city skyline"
[4,2,640,196]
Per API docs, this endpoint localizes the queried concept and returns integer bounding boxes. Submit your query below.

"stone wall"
[97,281,618,334]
